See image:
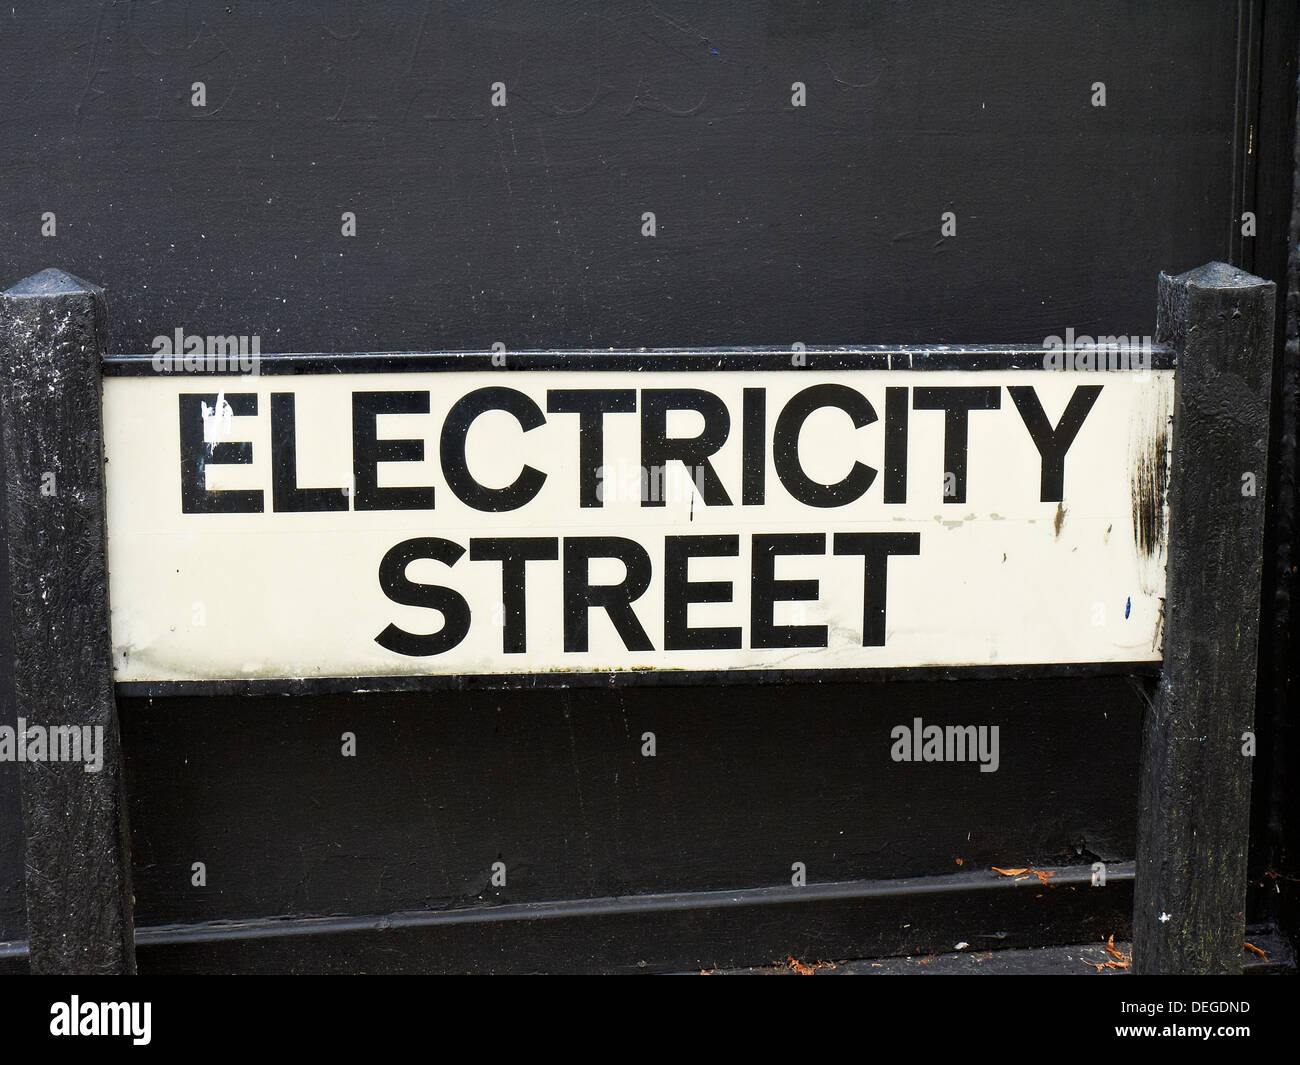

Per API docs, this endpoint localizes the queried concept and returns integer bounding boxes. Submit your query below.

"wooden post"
[1133,262,1275,973]
[0,268,135,974]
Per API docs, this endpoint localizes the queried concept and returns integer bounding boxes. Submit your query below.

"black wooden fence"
[0,260,1276,974]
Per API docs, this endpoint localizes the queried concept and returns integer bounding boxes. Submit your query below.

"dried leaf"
[1244,941,1267,960]
[786,956,836,975]
[992,867,1028,876]
[1085,951,1130,971]
[1104,935,1132,966]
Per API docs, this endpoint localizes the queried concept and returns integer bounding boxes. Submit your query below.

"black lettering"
[563,537,654,652]
[1008,385,1103,501]
[742,387,766,505]
[546,389,636,507]
[179,393,262,514]
[375,537,470,656]
[640,389,732,507]
[469,537,560,653]
[912,386,1001,504]
[441,387,548,511]
[832,532,921,646]
[750,533,828,648]
[772,384,877,507]
[664,535,741,650]
[884,386,908,504]
[352,392,436,511]
[271,393,347,512]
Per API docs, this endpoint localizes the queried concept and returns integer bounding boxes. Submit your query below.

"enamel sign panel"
[101,351,1173,687]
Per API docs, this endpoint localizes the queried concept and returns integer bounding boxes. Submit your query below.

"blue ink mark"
[1124,597,1132,619]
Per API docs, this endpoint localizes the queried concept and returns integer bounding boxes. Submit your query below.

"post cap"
[5,267,103,299]
[1160,261,1271,293]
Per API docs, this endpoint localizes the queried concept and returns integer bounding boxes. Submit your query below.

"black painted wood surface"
[0,1,1242,354]
[1251,0,1300,963]
[119,679,1140,926]
[0,270,134,973]
[1134,263,1275,973]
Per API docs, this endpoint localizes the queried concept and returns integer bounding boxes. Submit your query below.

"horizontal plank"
[102,345,1176,375]
[119,661,1161,698]
[1,863,1136,974]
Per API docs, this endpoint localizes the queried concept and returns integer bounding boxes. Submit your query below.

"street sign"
[101,353,1173,687]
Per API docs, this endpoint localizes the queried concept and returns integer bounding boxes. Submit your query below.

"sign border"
[105,344,1174,696]
[101,344,1177,376]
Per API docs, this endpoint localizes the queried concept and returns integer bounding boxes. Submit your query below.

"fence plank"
[0,268,134,974]
[1133,262,1276,973]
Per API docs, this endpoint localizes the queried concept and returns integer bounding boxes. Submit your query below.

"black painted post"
[1133,262,1275,974]
[0,269,135,974]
